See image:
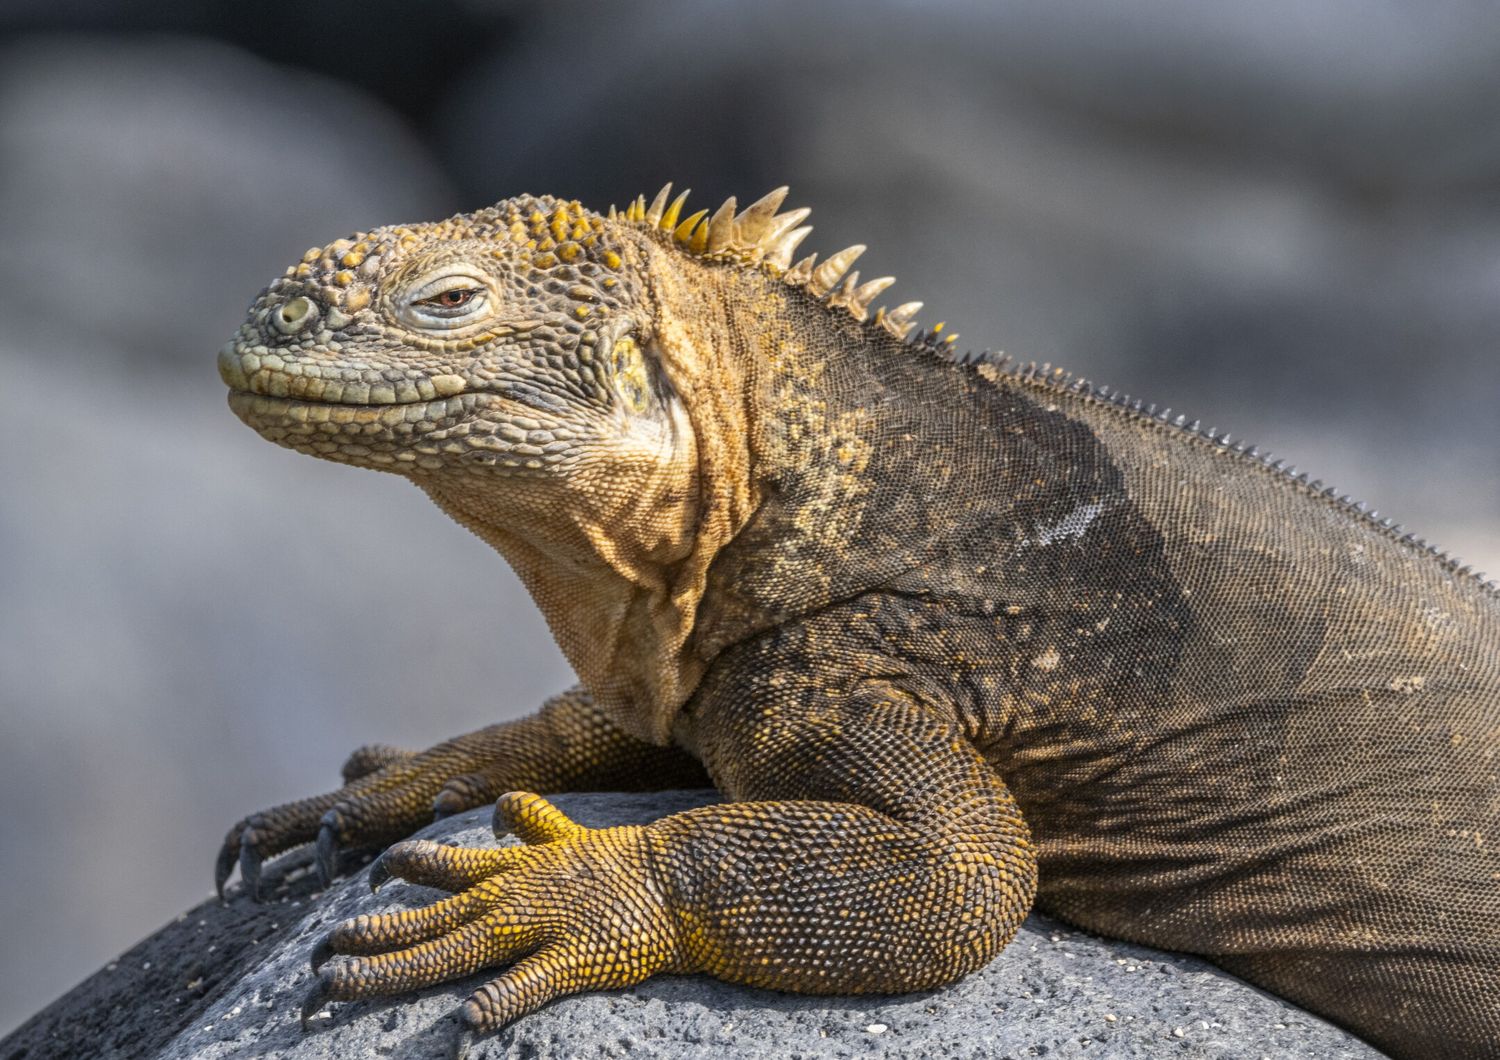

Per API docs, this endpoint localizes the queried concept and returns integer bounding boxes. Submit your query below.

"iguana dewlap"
[215,186,1500,1059]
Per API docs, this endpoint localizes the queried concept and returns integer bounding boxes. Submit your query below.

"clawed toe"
[216,816,271,900]
[432,789,468,819]
[310,935,336,973]
[300,969,334,1030]
[368,851,394,893]
[433,772,494,821]
[362,838,450,893]
[316,813,343,887]
[239,840,265,900]
[366,838,514,894]
[285,803,677,1053]
[213,722,546,899]
[340,743,414,784]
[215,827,243,900]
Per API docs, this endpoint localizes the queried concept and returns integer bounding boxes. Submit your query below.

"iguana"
[215,185,1500,1059]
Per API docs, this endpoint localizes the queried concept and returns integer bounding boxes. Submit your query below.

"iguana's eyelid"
[406,272,489,304]
[412,288,481,310]
[400,271,492,327]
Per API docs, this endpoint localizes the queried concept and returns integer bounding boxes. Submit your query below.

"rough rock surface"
[3,791,1382,1059]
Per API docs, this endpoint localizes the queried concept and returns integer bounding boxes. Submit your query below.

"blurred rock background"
[1,0,1497,1036]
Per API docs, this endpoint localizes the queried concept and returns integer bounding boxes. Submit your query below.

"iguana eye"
[415,288,479,310]
[401,272,492,329]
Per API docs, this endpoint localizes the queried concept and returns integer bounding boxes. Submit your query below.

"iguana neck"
[644,236,918,662]
[418,411,707,744]
[409,237,774,743]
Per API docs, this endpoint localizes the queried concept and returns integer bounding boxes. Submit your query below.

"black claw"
[215,837,238,900]
[301,970,333,1031]
[309,935,335,972]
[239,842,264,901]
[368,851,392,893]
[490,803,511,841]
[316,817,340,887]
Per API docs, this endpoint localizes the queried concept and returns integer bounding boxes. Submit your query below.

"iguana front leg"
[304,636,1038,1051]
[216,685,708,898]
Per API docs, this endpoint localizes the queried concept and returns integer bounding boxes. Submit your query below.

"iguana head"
[218,186,925,739]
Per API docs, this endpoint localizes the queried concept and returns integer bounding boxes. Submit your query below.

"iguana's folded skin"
[216,186,1500,1058]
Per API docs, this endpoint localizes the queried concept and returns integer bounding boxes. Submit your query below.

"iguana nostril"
[273,296,316,335]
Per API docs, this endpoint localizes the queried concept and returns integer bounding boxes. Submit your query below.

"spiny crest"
[971,357,1499,598]
[613,183,957,347]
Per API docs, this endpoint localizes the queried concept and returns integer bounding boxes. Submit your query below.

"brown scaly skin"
[217,187,1500,1058]
[216,686,708,896]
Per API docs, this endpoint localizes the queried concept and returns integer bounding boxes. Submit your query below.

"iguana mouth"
[218,343,469,407]
[225,388,487,473]
[227,389,479,424]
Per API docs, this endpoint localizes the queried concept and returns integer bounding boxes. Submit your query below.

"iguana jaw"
[223,388,476,472]
[217,336,472,406]
[221,347,590,477]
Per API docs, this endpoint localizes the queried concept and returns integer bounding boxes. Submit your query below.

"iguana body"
[216,187,1500,1058]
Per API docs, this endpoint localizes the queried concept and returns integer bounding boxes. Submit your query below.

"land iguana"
[214,185,1500,1058]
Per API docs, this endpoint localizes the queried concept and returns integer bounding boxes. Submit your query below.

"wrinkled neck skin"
[418,413,707,744]
[419,431,694,729]
[419,233,775,743]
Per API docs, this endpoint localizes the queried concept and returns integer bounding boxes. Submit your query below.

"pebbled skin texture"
[215,188,1500,1058]
[218,686,707,898]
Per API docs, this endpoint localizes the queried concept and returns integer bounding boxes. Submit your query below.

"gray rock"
[4,790,1383,1059]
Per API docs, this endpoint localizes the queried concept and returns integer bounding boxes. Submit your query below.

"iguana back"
[685,262,1500,1054]
[984,368,1500,1055]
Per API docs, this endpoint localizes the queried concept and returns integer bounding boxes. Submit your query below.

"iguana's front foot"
[215,688,710,899]
[216,728,511,899]
[303,793,681,1056]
